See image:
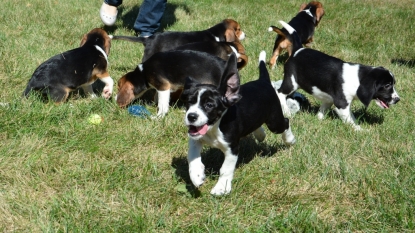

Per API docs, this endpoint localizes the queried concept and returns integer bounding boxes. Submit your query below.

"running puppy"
[268,1,324,69]
[111,19,245,62]
[23,28,114,102]
[181,51,295,195]
[274,21,400,130]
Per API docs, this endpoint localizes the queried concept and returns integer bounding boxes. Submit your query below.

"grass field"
[0,0,414,232]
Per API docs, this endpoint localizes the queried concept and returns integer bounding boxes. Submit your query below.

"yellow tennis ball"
[88,114,103,125]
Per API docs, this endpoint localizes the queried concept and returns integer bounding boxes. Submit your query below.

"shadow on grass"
[102,3,191,34]
[391,58,415,68]
[171,135,290,198]
[300,101,385,126]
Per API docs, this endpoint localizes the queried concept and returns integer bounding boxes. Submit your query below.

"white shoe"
[99,2,117,26]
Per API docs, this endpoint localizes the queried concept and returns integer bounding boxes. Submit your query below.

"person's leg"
[100,0,122,26]
[133,0,167,37]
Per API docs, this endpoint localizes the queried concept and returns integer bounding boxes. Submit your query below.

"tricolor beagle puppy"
[111,19,245,62]
[23,28,114,102]
[268,1,324,69]
[273,21,400,130]
[116,50,234,117]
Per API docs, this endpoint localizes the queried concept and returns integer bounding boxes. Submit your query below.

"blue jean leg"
[133,0,167,36]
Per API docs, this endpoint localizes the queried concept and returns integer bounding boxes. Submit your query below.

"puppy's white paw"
[189,163,205,188]
[101,86,112,99]
[282,127,296,146]
[353,125,363,131]
[282,105,293,118]
[317,112,325,120]
[210,179,232,196]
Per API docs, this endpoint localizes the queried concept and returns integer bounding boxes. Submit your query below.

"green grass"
[1,0,414,232]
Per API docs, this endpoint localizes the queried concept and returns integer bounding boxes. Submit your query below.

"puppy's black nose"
[393,97,400,104]
[187,113,198,123]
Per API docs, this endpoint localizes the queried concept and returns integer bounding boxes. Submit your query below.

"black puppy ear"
[357,69,382,107]
[219,54,242,106]
[357,84,375,108]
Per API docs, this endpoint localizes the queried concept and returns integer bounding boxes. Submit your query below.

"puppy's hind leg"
[253,127,266,142]
[317,101,332,120]
[48,86,70,103]
[266,109,296,145]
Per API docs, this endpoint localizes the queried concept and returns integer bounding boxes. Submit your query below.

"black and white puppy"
[181,51,295,195]
[274,21,400,130]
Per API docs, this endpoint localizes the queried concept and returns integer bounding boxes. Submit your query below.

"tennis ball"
[88,114,103,125]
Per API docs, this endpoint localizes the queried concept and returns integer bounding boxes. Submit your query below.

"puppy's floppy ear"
[219,53,242,107]
[80,33,88,47]
[357,68,386,107]
[225,29,236,42]
[316,6,325,23]
[103,35,111,55]
[299,3,308,11]
[116,77,135,108]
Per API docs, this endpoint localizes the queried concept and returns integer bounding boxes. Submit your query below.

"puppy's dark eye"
[384,83,392,89]
[205,102,214,109]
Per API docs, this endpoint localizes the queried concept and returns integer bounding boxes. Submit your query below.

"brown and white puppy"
[23,28,114,102]
[116,50,234,117]
[111,19,245,62]
[268,1,324,69]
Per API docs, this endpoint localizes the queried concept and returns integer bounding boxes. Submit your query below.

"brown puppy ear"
[299,3,307,11]
[103,34,111,55]
[316,7,325,23]
[225,29,236,42]
[80,34,88,47]
[116,78,135,108]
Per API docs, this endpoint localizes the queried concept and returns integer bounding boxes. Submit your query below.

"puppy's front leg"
[211,147,238,196]
[334,106,361,130]
[156,90,170,117]
[277,92,292,117]
[188,139,206,188]
[100,76,114,99]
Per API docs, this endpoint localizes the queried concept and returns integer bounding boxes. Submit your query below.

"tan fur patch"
[116,77,135,107]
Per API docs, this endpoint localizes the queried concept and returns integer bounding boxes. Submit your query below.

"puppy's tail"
[258,51,271,82]
[268,21,302,55]
[109,35,149,44]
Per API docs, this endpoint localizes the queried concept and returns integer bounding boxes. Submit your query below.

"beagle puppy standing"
[23,28,114,102]
[268,1,324,69]
[111,19,246,62]
[116,50,235,117]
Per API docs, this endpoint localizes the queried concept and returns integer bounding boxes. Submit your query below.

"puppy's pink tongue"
[379,99,389,109]
[197,124,208,135]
